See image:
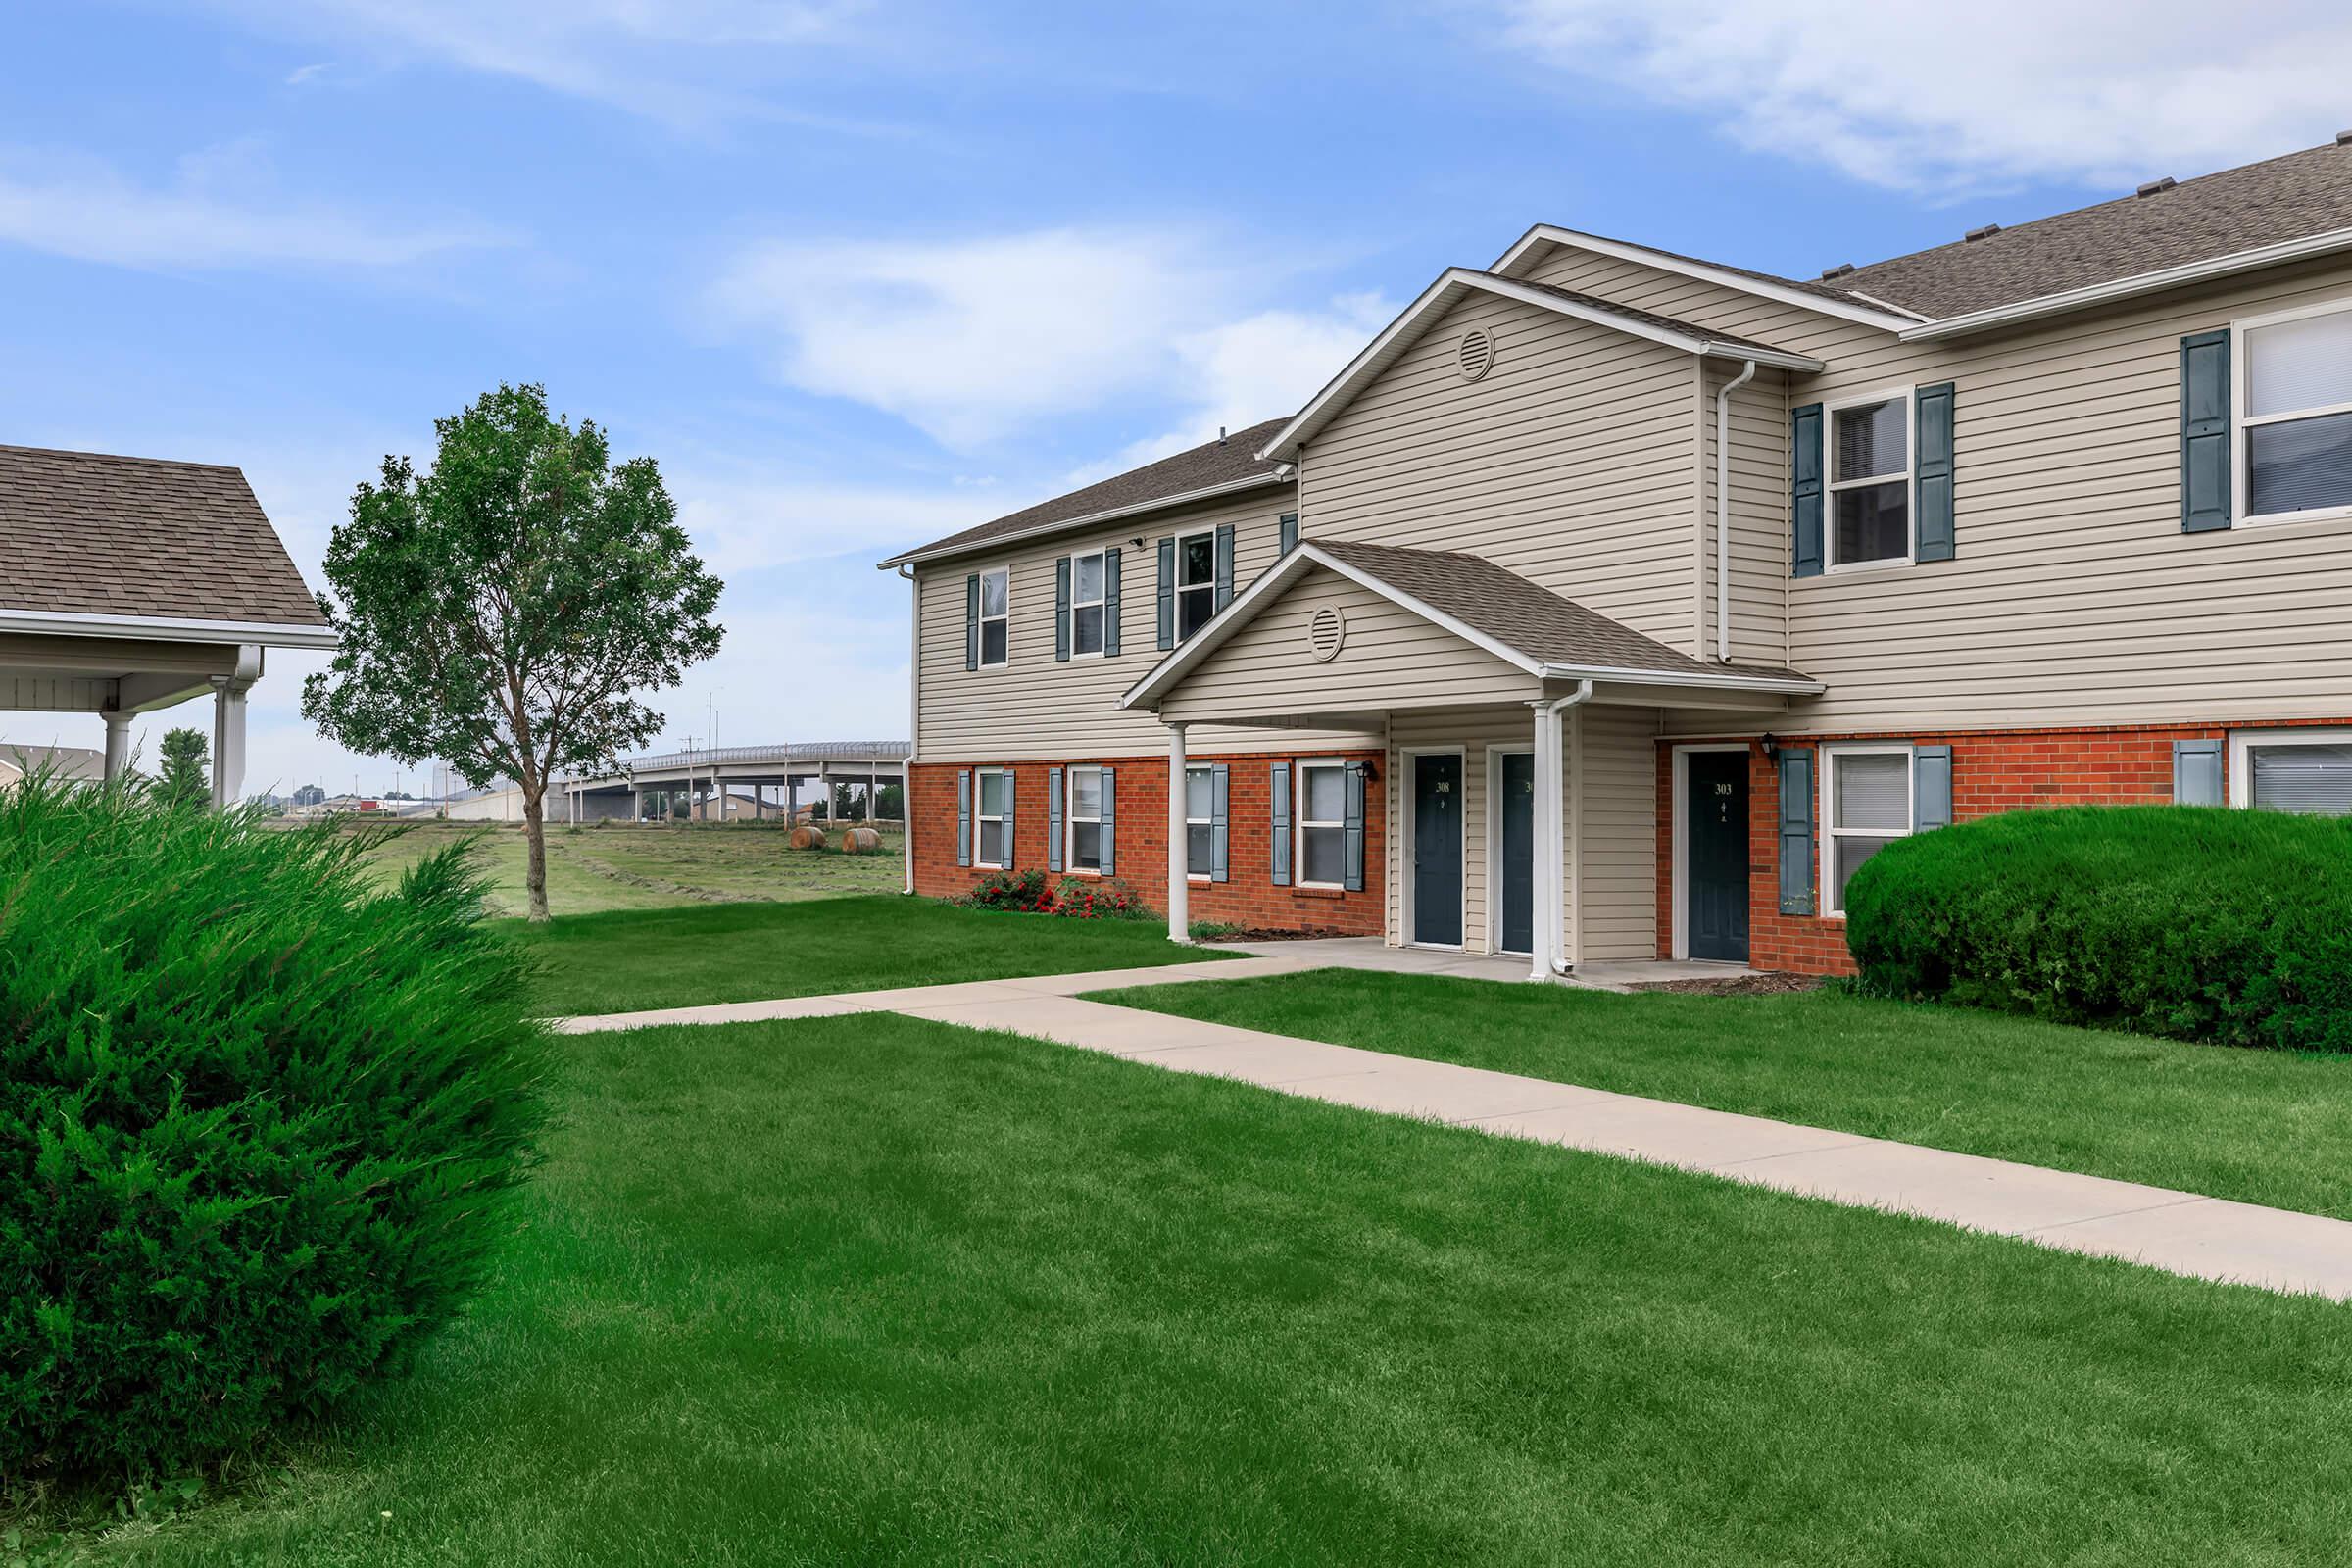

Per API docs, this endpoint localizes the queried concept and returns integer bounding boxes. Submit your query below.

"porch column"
[209,675,250,808]
[1166,722,1190,943]
[630,786,641,821]
[101,712,131,783]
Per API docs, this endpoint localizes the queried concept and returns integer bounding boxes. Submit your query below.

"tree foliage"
[303,384,723,917]
[154,725,209,808]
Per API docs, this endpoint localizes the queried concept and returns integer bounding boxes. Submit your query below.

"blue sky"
[5,1,2348,795]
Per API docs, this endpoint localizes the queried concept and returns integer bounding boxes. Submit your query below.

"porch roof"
[1120,538,1819,713]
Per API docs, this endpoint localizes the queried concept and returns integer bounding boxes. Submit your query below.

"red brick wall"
[909,752,1385,935]
[1651,719,2329,976]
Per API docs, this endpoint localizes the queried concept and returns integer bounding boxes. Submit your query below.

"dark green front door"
[1685,751,1749,962]
[1498,752,1534,955]
[1411,753,1463,947]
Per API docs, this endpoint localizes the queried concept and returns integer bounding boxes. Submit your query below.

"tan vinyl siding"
[1302,289,1704,656]
[1524,238,2352,732]
[915,485,1371,760]
[1158,567,1537,727]
[1697,363,1792,669]
[1573,705,1661,962]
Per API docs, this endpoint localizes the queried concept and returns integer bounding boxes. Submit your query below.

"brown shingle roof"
[880,417,1293,566]
[0,444,326,626]
[1313,539,1811,685]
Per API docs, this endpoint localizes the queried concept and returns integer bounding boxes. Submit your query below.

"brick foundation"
[1653,717,2340,976]
[909,752,1386,935]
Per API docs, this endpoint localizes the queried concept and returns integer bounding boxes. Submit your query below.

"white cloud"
[672,472,995,573]
[1493,0,2352,193]
[708,225,1388,453]
[0,143,514,271]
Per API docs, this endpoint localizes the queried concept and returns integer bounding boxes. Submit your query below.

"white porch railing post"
[1166,722,1190,943]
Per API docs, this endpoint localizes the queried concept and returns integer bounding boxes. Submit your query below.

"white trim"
[1818,743,1915,919]
[1536,662,1821,693]
[1256,266,1823,462]
[1172,525,1218,645]
[1669,743,1750,962]
[875,472,1287,570]
[1899,224,2352,342]
[1822,384,1916,571]
[1296,756,1348,891]
[1182,760,1213,879]
[1068,547,1108,660]
[973,764,1010,869]
[0,607,339,649]
[2230,291,2352,529]
[2227,726,2352,809]
[1064,763,1105,873]
[1400,746,1468,951]
[1489,225,1921,332]
[975,565,1011,669]
[1485,743,1534,956]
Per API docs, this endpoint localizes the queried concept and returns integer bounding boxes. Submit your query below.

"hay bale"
[787,824,829,851]
[838,826,882,855]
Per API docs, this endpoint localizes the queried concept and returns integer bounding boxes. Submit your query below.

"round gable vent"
[1308,606,1347,662]
[1456,326,1497,382]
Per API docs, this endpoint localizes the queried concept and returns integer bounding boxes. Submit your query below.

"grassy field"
[37,1013,2352,1566]
[1091,969,2352,1218]
[359,821,905,917]
[519,896,1221,1015]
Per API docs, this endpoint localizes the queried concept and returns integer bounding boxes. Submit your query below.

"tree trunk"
[523,788,550,922]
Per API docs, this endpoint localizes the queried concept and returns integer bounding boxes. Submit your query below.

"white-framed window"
[2229,728,2352,815]
[1819,745,1913,917]
[1067,765,1105,871]
[1185,763,1212,878]
[1071,550,1107,658]
[2235,297,2352,527]
[977,567,1010,667]
[1176,530,1216,641]
[1298,759,1347,888]
[1826,387,1913,569]
[975,766,1009,867]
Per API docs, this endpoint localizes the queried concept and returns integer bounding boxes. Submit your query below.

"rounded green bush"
[1843,803,2352,1052]
[0,780,547,1478]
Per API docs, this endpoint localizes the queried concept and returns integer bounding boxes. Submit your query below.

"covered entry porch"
[1122,539,1820,977]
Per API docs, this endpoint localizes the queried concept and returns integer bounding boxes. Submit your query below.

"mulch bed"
[1207,926,1360,944]
[1624,971,1824,997]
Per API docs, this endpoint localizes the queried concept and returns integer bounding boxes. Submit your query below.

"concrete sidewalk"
[557,957,2352,1302]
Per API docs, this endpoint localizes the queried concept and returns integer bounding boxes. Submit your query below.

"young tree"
[155,726,211,807]
[304,384,723,920]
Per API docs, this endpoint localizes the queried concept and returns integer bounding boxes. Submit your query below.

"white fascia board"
[1543,661,1824,694]
[1897,225,2352,341]
[875,472,1289,571]
[1258,269,1821,463]
[0,607,340,650]
[1491,225,1922,333]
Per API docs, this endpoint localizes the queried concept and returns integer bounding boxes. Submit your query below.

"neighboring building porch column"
[1165,721,1189,943]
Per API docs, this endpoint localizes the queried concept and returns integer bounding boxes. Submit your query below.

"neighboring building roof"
[1122,539,1816,710]
[0,743,104,782]
[878,418,1294,568]
[0,444,329,629]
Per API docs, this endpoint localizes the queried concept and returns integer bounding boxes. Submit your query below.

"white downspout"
[900,564,918,895]
[1529,679,1594,980]
[1715,360,1758,663]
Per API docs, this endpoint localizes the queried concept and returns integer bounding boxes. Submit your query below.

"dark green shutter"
[1047,767,1064,871]
[1776,748,1815,914]
[1214,522,1236,611]
[1343,761,1366,893]
[964,574,980,670]
[2181,329,2231,532]
[1103,547,1121,656]
[1914,744,1952,830]
[956,770,972,865]
[1279,512,1298,556]
[1155,537,1175,650]
[1003,770,1016,867]
[1915,383,1955,562]
[1269,762,1292,886]
[1100,767,1116,875]
[1210,763,1229,882]
[1054,556,1071,662]
[1790,403,1825,578]
[2174,737,2224,805]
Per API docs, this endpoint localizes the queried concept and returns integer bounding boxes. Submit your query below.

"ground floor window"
[976,767,1009,867]
[2231,729,2352,815]
[1186,763,1212,876]
[1068,765,1104,870]
[1298,760,1346,887]
[1820,746,1912,917]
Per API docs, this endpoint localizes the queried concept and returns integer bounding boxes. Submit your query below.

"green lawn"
[519,895,1219,1014]
[1090,969,2352,1218]
[43,1014,2352,1565]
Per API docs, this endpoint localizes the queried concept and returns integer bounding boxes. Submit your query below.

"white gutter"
[1530,679,1593,981]
[899,563,918,896]
[1535,661,1821,694]
[875,471,1290,570]
[0,607,340,649]
[1714,360,1758,663]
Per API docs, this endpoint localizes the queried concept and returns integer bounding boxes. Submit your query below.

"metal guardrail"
[558,741,910,784]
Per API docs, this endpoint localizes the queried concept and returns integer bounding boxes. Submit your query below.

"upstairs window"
[977,568,1009,667]
[1828,390,1911,567]
[1071,551,1107,657]
[1177,531,1217,640]
[2240,300,2352,525]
